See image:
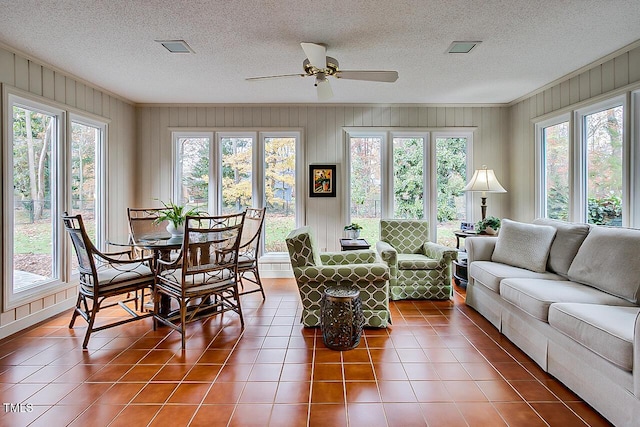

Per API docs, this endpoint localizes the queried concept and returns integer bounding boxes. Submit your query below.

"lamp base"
[481,197,487,220]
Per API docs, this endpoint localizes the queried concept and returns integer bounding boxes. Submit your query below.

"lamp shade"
[463,166,506,193]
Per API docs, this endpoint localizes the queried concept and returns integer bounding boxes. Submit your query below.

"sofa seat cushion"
[397,253,440,270]
[532,218,590,278]
[567,226,640,304]
[491,219,557,273]
[469,261,564,293]
[500,278,635,322]
[549,303,640,371]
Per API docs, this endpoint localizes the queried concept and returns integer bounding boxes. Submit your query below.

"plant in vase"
[344,222,363,240]
[155,201,205,237]
[476,216,501,235]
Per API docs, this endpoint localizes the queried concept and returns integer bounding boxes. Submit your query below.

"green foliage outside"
[588,195,622,225]
[350,137,467,248]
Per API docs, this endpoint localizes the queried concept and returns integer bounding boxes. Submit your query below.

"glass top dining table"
[109,233,183,250]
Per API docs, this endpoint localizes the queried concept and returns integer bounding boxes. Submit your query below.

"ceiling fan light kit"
[247,42,399,100]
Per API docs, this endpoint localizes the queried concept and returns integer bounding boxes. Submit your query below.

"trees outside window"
[173,131,301,254]
[536,97,626,226]
[12,105,56,288]
[348,131,470,247]
[539,120,570,220]
[584,105,623,226]
[5,93,106,308]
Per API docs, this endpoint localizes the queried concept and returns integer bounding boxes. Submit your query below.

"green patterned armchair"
[285,226,391,328]
[376,219,457,300]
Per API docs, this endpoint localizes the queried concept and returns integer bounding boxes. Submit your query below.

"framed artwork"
[309,164,336,197]
[460,221,475,231]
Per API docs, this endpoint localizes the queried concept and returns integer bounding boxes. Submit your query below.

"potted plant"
[155,200,204,237]
[344,222,363,239]
[476,216,501,235]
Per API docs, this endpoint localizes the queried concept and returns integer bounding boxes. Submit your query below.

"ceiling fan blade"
[300,42,327,69]
[316,78,333,101]
[335,70,399,82]
[246,73,306,81]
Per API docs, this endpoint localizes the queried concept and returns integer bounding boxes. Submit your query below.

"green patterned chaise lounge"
[285,226,391,327]
[376,219,457,300]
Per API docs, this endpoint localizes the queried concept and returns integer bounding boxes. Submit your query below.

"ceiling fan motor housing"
[303,57,339,76]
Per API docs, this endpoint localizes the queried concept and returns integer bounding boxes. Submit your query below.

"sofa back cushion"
[533,218,591,277]
[491,219,557,273]
[567,226,640,303]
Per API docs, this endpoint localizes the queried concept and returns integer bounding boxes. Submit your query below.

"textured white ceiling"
[1,0,639,104]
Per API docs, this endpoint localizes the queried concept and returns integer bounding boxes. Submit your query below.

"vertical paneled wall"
[134,104,510,253]
[509,44,640,221]
[0,46,137,334]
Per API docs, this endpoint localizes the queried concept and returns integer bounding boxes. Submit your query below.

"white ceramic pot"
[485,226,498,235]
[166,222,184,237]
[348,230,361,239]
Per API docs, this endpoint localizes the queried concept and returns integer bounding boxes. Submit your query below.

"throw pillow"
[491,219,557,273]
[533,218,591,277]
[567,226,640,304]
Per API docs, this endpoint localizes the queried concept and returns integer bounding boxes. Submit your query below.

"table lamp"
[463,165,506,220]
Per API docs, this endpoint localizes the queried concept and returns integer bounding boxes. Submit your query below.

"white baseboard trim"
[0,298,76,340]
[261,270,294,278]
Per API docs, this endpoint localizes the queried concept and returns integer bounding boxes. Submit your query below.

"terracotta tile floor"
[0,279,612,426]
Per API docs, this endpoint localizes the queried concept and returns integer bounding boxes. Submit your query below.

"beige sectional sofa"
[465,218,640,427]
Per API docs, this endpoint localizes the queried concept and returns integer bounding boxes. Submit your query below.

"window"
[3,91,106,309]
[434,135,469,247]
[69,116,106,271]
[175,133,212,212]
[173,130,302,254]
[9,100,60,302]
[349,136,383,244]
[347,130,471,247]
[581,103,624,226]
[536,117,570,220]
[536,96,628,227]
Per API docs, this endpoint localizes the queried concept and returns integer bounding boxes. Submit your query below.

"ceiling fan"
[246,42,399,101]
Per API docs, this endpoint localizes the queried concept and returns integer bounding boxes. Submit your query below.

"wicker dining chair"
[63,213,155,348]
[237,207,266,299]
[153,212,246,348]
[126,207,169,309]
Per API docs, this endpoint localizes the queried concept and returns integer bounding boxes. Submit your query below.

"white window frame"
[432,131,474,239]
[632,90,640,227]
[68,113,107,251]
[172,131,215,212]
[535,94,634,227]
[3,89,65,309]
[345,128,473,242]
[534,113,572,220]
[172,129,304,257]
[574,95,628,225]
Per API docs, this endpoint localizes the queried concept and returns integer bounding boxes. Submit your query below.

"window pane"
[12,106,56,291]
[585,106,623,226]
[178,137,210,211]
[542,122,570,220]
[393,137,424,219]
[436,137,467,247]
[71,122,98,238]
[350,137,382,245]
[264,137,296,253]
[221,137,252,214]
[71,121,100,271]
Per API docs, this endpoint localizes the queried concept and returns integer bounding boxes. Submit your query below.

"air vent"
[447,41,481,54]
[156,40,194,54]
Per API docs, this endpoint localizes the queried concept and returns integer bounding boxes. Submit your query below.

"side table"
[320,287,364,350]
[339,238,371,251]
[452,230,492,288]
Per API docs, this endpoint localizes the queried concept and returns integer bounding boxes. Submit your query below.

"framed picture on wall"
[309,164,336,197]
